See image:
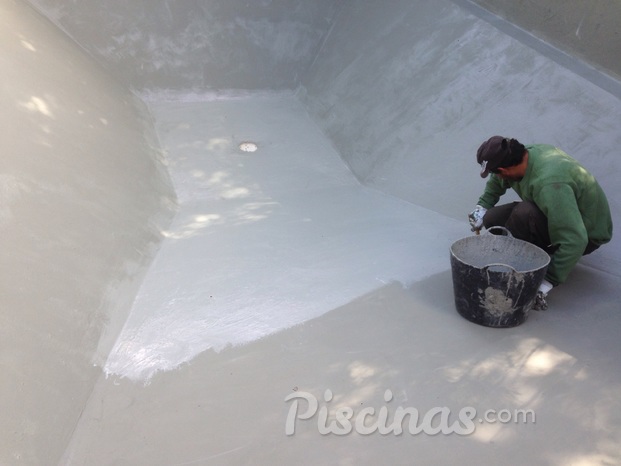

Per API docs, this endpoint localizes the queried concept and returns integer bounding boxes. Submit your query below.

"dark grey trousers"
[483,201,599,255]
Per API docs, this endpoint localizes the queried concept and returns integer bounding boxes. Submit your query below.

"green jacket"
[478,144,612,285]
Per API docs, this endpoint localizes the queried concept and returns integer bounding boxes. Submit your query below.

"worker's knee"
[510,201,541,221]
[505,201,551,250]
[482,202,519,229]
[506,201,547,232]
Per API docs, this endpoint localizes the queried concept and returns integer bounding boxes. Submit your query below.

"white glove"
[533,279,554,311]
[468,205,487,232]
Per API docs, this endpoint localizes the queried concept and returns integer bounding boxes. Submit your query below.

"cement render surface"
[469,0,621,81]
[63,93,621,465]
[24,0,342,91]
[300,0,621,277]
[0,1,175,463]
[3,0,621,463]
[65,269,621,465]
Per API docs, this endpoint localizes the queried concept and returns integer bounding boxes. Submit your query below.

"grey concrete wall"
[300,0,621,274]
[25,0,342,92]
[471,0,621,81]
[24,0,621,91]
[0,1,175,463]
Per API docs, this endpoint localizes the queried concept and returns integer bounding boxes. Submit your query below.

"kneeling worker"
[468,136,613,310]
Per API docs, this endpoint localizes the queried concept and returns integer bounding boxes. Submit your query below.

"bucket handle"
[486,226,513,237]
[482,262,518,274]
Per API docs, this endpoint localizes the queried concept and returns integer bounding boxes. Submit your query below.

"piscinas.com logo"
[285,389,535,436]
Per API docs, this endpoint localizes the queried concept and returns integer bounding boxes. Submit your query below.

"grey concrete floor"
[62,94,621,465]
[64,271,621,465]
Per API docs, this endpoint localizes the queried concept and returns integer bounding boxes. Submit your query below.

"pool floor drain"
[239,141,258,153]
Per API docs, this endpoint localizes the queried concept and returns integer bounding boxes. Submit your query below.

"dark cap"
[477,136,511,178]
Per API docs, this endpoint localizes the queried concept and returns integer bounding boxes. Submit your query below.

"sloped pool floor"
[62,93,621,465]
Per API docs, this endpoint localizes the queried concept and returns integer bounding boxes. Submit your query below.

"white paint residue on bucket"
[481,287,514,316]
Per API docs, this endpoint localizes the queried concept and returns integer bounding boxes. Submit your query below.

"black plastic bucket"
[449,227,550,328]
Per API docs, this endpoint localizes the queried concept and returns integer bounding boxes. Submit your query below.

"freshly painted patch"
[103,94,465,382]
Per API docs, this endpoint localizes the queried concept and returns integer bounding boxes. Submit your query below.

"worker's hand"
[468,205,487,233]
[532,279,554,311]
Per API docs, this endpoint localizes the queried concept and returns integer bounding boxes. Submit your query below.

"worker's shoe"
[532,291,548,311]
